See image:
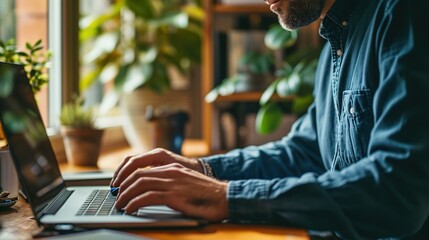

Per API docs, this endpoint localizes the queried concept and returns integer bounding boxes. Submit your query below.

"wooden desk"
[1,148,309,239]
[0,197,308,240]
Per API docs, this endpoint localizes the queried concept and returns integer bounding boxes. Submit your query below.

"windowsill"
[58,138,210,173]
[50,113,210,170]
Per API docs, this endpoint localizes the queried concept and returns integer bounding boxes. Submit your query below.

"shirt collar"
[319,0,361,40]
[325,0,361,28]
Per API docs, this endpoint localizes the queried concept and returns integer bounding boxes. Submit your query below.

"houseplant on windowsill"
[80,0,203,152]
[59,95,104,167]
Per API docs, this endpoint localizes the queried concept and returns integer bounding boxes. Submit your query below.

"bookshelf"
[202,0,320,152]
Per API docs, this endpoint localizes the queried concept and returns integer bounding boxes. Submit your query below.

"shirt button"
[350,107,355,114]
[336,49,343,56]
[342,21,348,27]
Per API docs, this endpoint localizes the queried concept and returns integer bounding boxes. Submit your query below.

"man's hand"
[113,163,229,222]
[111,148,203,187]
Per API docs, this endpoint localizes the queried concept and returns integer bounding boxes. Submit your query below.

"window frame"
[48,0,79,129]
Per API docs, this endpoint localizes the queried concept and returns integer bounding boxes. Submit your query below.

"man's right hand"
[110,148,203,188]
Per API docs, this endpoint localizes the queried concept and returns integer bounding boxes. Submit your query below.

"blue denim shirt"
[202,0,429,238]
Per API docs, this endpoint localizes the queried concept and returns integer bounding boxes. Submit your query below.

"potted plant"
[59,95,104,166]
[256,25,320,134]
[79,0,203,151]
[205,24,320,135]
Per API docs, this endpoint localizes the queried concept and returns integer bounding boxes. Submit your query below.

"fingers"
[111,148,202,187]
[110,154,136,186]
[117,163,185,196]
[112,150,166,187]
[123,191,173,214]
[115,177,171,210]
[115,163,187,208]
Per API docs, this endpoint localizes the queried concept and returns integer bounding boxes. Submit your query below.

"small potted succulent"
[59,95,104,166]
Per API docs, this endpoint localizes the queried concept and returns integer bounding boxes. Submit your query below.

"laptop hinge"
[43,189,73,215]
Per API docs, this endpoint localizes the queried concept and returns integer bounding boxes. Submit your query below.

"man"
[111,0,429,238]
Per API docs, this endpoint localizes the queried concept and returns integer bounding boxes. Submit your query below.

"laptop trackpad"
[137,206,183,219]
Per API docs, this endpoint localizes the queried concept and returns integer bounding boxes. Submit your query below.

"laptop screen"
[0,62,64,215]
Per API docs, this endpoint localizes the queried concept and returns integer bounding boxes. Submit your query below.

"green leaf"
[138,47,158,63]
[292,94,314,114]
[145,62,169,93]
[99,90,120,114]
[276,73,300,97]
[204,87,220,103]
[99,63,119,84]
[113,64,131,91]
[260,79,280,105]
[218,77,236,96]
[169,28,202,63]
[80,67,103,91]
[125,0,155,19]
[152,12,189,28]
[256,103,283,135]
[264,25,298,50]
[34,39,42,47]
[83,32,119,63]
[17,52,29,57]
[30,46,43,54]
[122,63,153,92]
[183,5,205,21]
[79,1,123,42]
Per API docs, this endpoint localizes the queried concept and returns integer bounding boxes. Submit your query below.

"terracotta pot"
[61,127,104,166]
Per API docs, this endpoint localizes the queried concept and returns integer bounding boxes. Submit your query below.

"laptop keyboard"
[76,189,124,216]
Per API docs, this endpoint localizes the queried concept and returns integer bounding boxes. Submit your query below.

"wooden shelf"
[214,92,295,102]
[214,4,271,14]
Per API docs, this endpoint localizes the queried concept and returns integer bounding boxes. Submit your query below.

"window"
[1,0,50,125]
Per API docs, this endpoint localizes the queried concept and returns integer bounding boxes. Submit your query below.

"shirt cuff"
[226,180,273,223]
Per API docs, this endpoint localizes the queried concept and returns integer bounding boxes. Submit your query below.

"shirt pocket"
[338,89,374,169]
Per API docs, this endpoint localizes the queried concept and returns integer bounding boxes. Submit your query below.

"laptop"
[0,62,205,228]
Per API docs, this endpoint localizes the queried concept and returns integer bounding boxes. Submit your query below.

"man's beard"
[275,0,325,30]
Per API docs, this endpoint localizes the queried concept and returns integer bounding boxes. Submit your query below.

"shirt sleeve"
[224,1,429,239]
[201,102,325,180]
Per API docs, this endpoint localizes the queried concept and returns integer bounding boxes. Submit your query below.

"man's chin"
[278,19,300,31]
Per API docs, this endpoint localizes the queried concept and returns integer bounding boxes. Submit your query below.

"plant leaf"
[125,0,155,19]
[204,87,220,103]
[276,73,300,97]
[264,25,298,50]
[152,12,189,28]
[255,103,283,135]
[83,32,119,63]
[122,63,153,93]
[292,94,314,114]
[99,90,120,114]
[260,78,280,105]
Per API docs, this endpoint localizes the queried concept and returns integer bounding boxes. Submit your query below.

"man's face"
[265,0,325,30]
